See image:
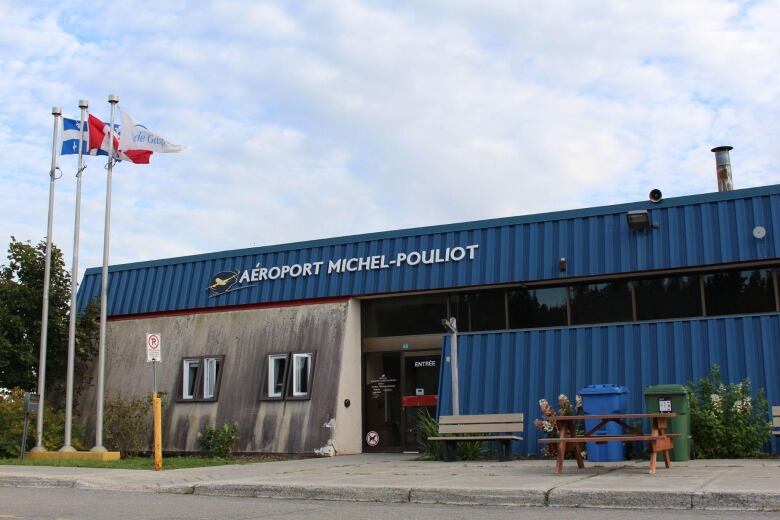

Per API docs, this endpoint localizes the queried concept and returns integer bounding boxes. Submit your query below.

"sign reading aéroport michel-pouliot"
[207,244,479,297]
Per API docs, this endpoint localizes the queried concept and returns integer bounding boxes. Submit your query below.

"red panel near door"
[402,395,438,408]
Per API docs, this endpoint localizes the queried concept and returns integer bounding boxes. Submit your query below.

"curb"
[0,476,76,489]
[410,487,547,507]
[692,491,780,511]
[192,483,411,503]
[548,489,692,509]
[2,476,780,511]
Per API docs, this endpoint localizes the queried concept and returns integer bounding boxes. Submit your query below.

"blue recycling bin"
[580,384,628,462]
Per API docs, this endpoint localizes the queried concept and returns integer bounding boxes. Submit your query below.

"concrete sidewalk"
[1,454,780,511]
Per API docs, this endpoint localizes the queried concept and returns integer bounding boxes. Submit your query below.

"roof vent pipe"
[711,145,734,192]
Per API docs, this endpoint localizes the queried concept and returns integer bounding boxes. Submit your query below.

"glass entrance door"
[363,352,402,451]
[363,350,441,452]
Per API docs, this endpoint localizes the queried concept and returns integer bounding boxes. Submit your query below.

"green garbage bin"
[643,384,691,461]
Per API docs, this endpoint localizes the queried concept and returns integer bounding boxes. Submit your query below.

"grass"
[0,454,282,470]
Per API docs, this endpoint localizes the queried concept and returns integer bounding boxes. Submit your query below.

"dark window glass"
[449,290,506,332]
[362,294,448,337]
[569,281,632,325]
[635,275,702,320]
[704,268,776,316]
[273,358,286,395]
[508,287,568,329]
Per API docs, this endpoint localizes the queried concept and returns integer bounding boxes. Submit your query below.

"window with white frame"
[179,355,224,402]
[267,354,288,399]
[182,358,200,400]
[203,357,222,399]
[260,351,315,401]
[291,353,313,398]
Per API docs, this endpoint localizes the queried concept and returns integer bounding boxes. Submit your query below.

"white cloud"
[1,0,779,276]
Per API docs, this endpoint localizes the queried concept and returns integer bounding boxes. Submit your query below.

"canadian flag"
[87,113,152,164]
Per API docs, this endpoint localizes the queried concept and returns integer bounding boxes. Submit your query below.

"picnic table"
[538,413,677,475]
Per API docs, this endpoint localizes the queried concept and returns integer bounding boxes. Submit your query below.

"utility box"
[580,384,628,462]
[643,384,691,461]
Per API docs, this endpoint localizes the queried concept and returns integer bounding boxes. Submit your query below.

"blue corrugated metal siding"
[437,314,780,455]
[77,185,780,316]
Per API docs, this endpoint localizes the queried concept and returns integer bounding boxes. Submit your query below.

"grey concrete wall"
[79,301,350,454]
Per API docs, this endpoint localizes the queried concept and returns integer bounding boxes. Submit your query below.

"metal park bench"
[773,406,780,437]
[427,413,524,462]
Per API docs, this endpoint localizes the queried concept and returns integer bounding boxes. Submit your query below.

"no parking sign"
[146,333,162,362]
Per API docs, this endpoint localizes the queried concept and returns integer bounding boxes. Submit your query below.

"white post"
[442,317,460,416]
[31,107,62,452]
[61,100,88,452]
[92,94,119,452]
[450,322,459,416]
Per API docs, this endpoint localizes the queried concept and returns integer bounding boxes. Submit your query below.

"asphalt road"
[1,488,779,520]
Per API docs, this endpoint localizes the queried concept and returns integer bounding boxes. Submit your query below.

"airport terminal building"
[77,183,780,455]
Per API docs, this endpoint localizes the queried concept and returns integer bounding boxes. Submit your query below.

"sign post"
[20,393,39,460]
[146,333,163,471]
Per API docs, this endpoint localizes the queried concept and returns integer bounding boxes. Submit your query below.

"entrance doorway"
[363,350,440,452]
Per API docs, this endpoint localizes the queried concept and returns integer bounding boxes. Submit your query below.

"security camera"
[649,189,663,203]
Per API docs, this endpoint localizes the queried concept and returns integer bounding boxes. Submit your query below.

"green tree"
[0,236,99,400]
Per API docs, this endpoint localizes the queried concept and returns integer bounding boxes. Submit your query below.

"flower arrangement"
[533,393,583,457]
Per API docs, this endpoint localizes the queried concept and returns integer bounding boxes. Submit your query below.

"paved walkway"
[2,454,780,511]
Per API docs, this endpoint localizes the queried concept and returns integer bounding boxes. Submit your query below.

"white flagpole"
[92,94,118,452]
[61,99,88,452]
[31,106,62,453]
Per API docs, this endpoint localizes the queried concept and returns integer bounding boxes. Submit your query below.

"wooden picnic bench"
[428,413,524,462]
[538,413,677,474]
[773,406,780,437]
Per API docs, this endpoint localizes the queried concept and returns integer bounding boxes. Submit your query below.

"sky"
[1,0,779,279]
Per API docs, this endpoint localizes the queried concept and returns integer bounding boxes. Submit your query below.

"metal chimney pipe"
[711,146,734,192]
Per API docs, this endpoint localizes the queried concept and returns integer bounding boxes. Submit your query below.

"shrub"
[687,365,771,458]
[414,408,484,461]
[198,421,239,458]
[103,393,151,457]
[415,408,443,460]
[0,387,84,457]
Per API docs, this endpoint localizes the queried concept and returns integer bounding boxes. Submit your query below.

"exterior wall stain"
[79,301,349,453]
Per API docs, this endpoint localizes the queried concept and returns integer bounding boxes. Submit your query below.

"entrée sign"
[208,244,479,297]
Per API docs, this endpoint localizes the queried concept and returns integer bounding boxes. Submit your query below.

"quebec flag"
[61,117,107,156]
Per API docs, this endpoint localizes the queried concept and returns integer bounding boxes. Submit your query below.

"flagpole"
[92,94,118,453]
[31,107,62,453]
[61,100,88,452]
